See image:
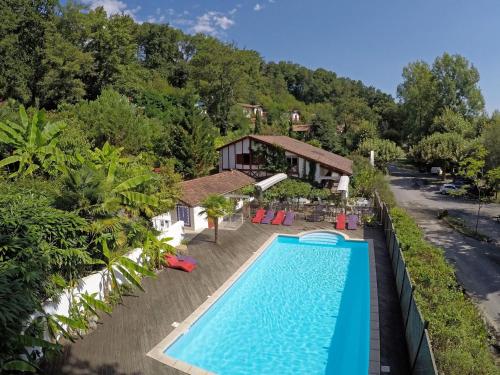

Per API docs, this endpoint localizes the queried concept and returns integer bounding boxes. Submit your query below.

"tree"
[0,0,58,105]
[37,27,93,108]
[141,233,175,270]
[58,143,161,219]
[263,179,315,202]
[430,108,475,138]
[253,145,288,173]
[458,146,487,232]
[410,132,471,177]
[483,113,500,169]
[357,138,404,171]
[84,10,138,98]
[199,195,234,244]
[310,105,344,154]
[0,105,66,177]
[94,239,155,301]
[170,102,218,178]
[189,37,245,135]
[69,88,159,154]
[398,53,485,144]
[486,168,500,199]
[431,53,484,117]
[397,61,439,141]
[254,111,263,134]
[137,23,190,86]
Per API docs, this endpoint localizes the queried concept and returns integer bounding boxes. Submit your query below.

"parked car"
[439,184,458,195]
[452,178,467,187]
[431,167,443,176]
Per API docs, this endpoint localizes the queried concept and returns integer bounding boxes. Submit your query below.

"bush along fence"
[374,192,438,375]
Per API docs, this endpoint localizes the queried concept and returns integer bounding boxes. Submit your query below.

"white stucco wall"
[314,162,321,182]
[191,206,208,232]
[189,205,227,233]
[40,219,185,335]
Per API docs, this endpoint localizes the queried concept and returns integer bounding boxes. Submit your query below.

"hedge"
[389,206,499,374]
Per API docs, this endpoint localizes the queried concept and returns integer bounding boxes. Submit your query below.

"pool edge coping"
[367,238,381,375]
[147,230,379,375]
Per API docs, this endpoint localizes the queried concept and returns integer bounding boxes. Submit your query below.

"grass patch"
[385,201,499,374]
[440,214,491,242]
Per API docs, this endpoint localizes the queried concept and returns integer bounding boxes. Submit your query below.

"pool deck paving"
[47,220,410,375]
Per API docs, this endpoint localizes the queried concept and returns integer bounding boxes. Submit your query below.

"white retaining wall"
[42,220,184,323]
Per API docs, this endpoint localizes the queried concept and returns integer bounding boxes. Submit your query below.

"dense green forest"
[1,0,499,373]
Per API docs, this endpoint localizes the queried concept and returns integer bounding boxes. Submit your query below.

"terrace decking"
[47,221,410,375]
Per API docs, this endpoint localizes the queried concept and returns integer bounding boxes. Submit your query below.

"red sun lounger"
[252,208,266,223]
[165,255,196,272]
[272,210,286,225]
[336,214,346,230]
[282,211,295,226]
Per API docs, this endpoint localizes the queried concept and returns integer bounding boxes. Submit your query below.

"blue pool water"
[165,233,370,375]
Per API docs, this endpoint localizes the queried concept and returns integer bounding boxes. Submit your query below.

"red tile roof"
[218,135,353,175]
[179,170,255,207]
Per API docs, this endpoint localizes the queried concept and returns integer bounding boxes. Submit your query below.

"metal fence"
[374,192,438,375]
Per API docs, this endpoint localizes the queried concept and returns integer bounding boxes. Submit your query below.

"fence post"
[391,236,398,261]
[387,227,394,253]
[411,320,429,374]
[399,267,406,300]
[394,247,401,279]
[404,286,415,330]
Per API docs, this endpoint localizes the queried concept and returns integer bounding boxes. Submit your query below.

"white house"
[217,135,352,192]
[170,170,255,233]
[291,110,301,123]
[239,103,265,119]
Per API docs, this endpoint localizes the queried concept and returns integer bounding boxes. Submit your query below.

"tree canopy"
[0,2,498,373]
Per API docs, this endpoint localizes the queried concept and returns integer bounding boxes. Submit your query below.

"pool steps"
[299,232,341,245]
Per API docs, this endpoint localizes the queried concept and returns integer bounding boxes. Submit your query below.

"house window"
[176,205,191,227]
[286,156,298,167]
[236,153,251,165]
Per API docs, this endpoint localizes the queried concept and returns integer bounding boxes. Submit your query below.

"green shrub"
[389,207,499,374]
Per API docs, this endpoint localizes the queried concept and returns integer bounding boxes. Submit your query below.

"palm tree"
[94,240,156,301]
[141,232,176,270]
[0,105,66,177]
[199,194,234,244]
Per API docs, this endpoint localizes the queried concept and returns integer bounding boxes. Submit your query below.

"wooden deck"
[47,221,410,375]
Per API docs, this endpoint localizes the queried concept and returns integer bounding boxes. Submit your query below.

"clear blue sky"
[83,0,500,113]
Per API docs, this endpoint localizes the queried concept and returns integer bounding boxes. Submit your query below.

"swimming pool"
[148,231,378,375]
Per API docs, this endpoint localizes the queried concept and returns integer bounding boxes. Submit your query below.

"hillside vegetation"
[0,1,499,373]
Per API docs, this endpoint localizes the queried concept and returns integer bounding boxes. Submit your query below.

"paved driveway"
[388,165,500,340]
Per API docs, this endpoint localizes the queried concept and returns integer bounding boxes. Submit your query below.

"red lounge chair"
[165,255,196,272]
[336,214,346,230]
[252,208,266,223]
[272,210,286,225]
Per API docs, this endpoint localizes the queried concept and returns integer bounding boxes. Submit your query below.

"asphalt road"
[388,165,500,342]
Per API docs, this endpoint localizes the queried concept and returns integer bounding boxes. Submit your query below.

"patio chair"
[251,208,266,223]
[261,210,276,224]
[335,213,346,230]
[346,214,358,230]
[272,210,286,225]
[165,255,196,272]
[283,211,295,226]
